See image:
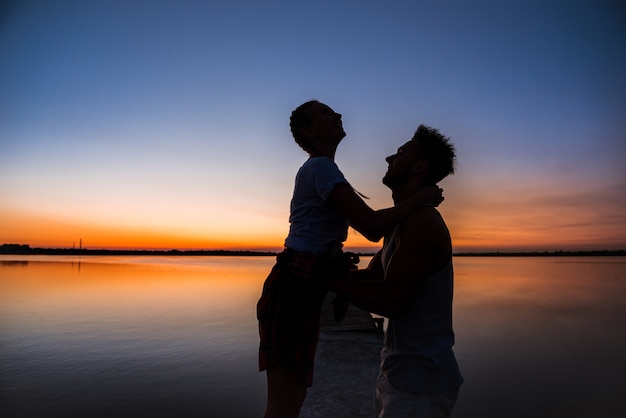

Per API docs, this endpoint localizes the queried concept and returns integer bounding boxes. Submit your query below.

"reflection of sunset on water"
[1,255,624,416]
[0,256,276,341]
[455,256,625,303]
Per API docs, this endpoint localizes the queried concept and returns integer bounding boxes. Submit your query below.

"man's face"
[304,102,346,142]
[382,140,418,188]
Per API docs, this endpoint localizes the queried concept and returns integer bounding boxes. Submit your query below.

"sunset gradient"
[1,1,625,252]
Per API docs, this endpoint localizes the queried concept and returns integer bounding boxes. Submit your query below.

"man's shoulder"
[398,206,451,249]
[405,205,447,228]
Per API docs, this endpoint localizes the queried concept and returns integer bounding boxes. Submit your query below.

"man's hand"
[413,185,444,207]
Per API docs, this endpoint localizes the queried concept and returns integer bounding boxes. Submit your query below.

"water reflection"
[1,255,624,417]
[452,257,626,418]
[0,260,29,266]
[0,255,275,417]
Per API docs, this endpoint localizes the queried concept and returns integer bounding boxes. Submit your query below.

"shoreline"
[1,244,625,257]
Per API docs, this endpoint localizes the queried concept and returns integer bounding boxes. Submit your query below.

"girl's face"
[305,102,346,143]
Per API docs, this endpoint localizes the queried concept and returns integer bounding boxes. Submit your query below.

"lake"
[1,255,625,417]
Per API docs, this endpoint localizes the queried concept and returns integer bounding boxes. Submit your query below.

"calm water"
[1,255,625,417]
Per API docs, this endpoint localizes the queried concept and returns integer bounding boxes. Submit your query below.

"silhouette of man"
[330,125,463,418]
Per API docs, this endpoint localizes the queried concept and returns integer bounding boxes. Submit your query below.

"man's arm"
[327,183,441,242]
[330,207,450,318]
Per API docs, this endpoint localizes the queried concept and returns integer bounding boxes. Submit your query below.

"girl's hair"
[289,100,319,154]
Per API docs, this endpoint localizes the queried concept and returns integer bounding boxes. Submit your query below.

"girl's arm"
[327,183,441,242]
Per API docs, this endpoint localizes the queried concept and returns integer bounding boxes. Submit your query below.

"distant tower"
[79,239,82,250]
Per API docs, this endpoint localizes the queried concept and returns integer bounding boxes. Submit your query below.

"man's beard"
[382,171,407,188]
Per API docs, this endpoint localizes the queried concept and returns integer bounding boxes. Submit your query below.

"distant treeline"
[1,243,625,257]
[454,250,626,257]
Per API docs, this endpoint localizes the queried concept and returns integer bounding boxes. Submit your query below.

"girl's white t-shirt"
[284,157,350,255]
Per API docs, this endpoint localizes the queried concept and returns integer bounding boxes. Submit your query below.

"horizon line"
[1,244,624,257]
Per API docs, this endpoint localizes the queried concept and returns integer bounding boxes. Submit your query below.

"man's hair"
[289,100,319,154]
[411,125,456,184]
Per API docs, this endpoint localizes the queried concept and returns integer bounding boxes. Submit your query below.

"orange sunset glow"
[2,190,625,253]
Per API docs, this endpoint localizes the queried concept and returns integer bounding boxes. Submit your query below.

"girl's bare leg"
[264,367,307,418]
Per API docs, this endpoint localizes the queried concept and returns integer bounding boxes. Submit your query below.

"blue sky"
[1,0,625,251]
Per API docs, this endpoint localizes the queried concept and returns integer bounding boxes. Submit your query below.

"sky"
[1,0,625,253]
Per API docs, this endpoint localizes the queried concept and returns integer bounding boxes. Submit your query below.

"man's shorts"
[374,373,459,418]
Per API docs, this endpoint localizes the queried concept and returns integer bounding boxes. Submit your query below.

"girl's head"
[290,100,345,155]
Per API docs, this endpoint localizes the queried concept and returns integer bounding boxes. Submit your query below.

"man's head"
[383,124,456,189]
[290,100,345,155]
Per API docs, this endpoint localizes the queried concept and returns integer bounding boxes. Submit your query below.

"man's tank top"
[380,226,463,393]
